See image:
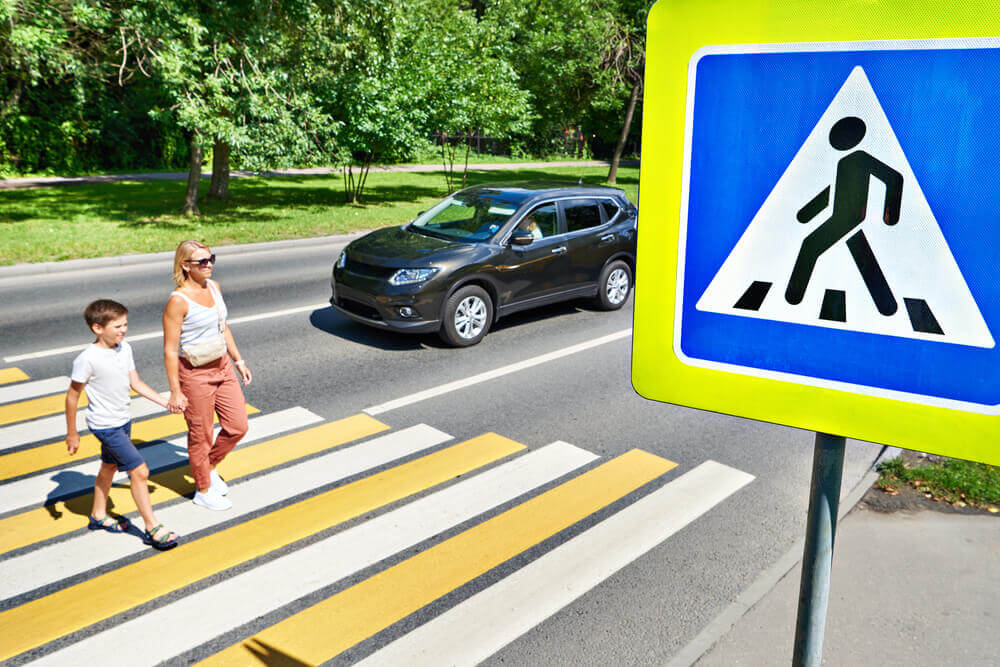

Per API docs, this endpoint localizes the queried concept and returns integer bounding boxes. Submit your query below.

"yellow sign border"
[631,0,1000,465]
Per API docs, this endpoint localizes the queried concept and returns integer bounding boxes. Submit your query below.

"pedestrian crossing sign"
[631,0,1000,465]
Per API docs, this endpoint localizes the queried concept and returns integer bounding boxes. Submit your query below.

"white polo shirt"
[70,342,135,430]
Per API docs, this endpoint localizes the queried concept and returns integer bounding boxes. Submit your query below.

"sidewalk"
[691,497,1000,666]
[0,159,636,190]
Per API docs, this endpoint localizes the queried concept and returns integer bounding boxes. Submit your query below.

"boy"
[65,299,180,549]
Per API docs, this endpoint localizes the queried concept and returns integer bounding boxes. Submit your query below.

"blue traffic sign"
[676,41,1000,413]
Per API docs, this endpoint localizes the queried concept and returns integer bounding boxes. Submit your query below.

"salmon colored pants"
[178,355,249,491]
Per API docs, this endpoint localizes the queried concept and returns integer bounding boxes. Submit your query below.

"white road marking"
[0,408,322,516]
[29,442,598,665]
[2,303,328,363]
[0,377,70,404]
[358,460,755,667]
[0,395,167,452]
[364,328,632,415]
[1,424,452,602]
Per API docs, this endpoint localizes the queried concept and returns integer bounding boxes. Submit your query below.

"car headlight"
[389,267,439,286]
[335,251,347,269]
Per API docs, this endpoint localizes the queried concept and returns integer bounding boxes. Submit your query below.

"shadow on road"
[308,299,597,351]
[308,307,440,351]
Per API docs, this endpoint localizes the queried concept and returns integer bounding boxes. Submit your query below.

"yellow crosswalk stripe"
[200,449,676,666]
[0,433,523,662]
[0,413,388,555]
[0,368,30,385]
[0,391,87,427]
[0,406,259,482]
[0,389,141,427]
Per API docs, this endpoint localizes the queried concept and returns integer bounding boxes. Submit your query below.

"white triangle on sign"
[696,66,994,349]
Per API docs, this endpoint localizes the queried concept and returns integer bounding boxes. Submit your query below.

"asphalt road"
[0,240,884,664]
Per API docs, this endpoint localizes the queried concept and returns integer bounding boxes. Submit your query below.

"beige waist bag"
[182,334,226,366]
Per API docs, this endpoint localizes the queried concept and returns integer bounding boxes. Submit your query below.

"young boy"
[65,299,180,549]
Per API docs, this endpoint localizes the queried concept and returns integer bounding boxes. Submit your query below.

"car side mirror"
[509,230,534,246]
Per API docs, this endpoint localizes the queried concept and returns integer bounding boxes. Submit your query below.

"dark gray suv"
[331,181,637,346]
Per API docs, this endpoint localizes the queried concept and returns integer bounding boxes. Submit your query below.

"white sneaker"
[209,469,229,496]
[193,488,232,511]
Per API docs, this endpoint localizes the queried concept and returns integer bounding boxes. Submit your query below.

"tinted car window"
[518,203,558,239]
[411,191,523,242]
[601,199,621,222]
[564,199,603,233]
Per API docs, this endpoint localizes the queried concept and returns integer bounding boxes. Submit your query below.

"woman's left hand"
[234,359,252,385]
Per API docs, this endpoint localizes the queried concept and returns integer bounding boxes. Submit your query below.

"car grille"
[346,258,396,279]
[338,297,382,320]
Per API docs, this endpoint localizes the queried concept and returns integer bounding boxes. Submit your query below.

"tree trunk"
[355,153,373,202]
[462,130,472,190]
[345,163,356,204]
[181,139,202,216]
[607,77,642,185]
[208,140,230,200]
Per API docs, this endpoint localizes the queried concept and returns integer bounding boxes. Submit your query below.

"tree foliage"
[2,0,650,205]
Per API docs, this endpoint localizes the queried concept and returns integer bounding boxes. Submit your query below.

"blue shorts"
[92,421,145,473]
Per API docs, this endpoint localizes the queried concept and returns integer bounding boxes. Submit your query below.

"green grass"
[0,166,638,265]
[876,456,1000,508]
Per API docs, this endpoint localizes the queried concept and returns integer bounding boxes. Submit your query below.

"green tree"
[490,0,613,156]
[118,0,337,214]
[599,0,649,185]
[422,0,531,192]
[1,0,110,173]
[308,0,434,203]
[0,1,191,175]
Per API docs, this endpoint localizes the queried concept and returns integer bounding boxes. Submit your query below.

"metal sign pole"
[792,432,846,667]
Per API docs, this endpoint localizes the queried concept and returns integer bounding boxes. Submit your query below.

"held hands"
[167,391,188,414]
[66,432,80,455]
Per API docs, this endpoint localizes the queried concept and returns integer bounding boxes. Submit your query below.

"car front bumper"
[331,274,442,334]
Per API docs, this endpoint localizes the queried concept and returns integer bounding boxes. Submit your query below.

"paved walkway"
[0,160,636,191]
[686,501,999,666]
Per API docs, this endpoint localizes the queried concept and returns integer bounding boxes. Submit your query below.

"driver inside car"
[518,215,544,240]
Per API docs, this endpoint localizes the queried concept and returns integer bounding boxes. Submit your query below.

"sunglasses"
[185,254,216,268]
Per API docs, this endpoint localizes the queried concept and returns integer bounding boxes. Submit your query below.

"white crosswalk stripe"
[0,377,69,405]
[0,395,166,452]
[358,461,755,666]
[0,374,757,666]
[0,424,452,601]
[32,442,598,665]
[0,407,322,515]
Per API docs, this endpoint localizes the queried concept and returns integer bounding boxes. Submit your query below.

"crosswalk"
[0,367,756,665]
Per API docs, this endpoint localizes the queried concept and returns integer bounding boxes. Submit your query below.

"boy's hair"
[84,299,128,329]
[173,239,210,287]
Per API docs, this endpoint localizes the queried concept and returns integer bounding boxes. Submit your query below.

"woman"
[163,240,252,511]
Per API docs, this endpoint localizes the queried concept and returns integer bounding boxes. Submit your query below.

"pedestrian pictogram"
[696,67,994,348]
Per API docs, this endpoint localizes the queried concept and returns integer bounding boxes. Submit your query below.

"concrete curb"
[0,232,367,280]
[665,445,901,667]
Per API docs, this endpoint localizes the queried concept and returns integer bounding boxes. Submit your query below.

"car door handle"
[600,234,615,242]
[551,246,567,255]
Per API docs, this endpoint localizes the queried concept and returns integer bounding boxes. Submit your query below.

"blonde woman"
[163,240,251,511]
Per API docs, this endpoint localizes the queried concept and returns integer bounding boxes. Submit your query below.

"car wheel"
[596,260,632,310]
[440,285,493,347]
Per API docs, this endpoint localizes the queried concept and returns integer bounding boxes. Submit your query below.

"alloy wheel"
[454,295,488,339]
[606,268,630,305]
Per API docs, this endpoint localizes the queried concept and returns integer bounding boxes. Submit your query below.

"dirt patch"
[861,450,1000,516]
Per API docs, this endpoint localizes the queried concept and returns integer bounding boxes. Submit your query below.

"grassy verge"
[876,456,1000,510]
[0,165,638,265]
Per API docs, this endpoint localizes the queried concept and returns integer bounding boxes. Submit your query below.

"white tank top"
[171,282,227,354]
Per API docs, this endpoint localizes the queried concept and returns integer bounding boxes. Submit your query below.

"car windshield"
[410,191,523,242]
